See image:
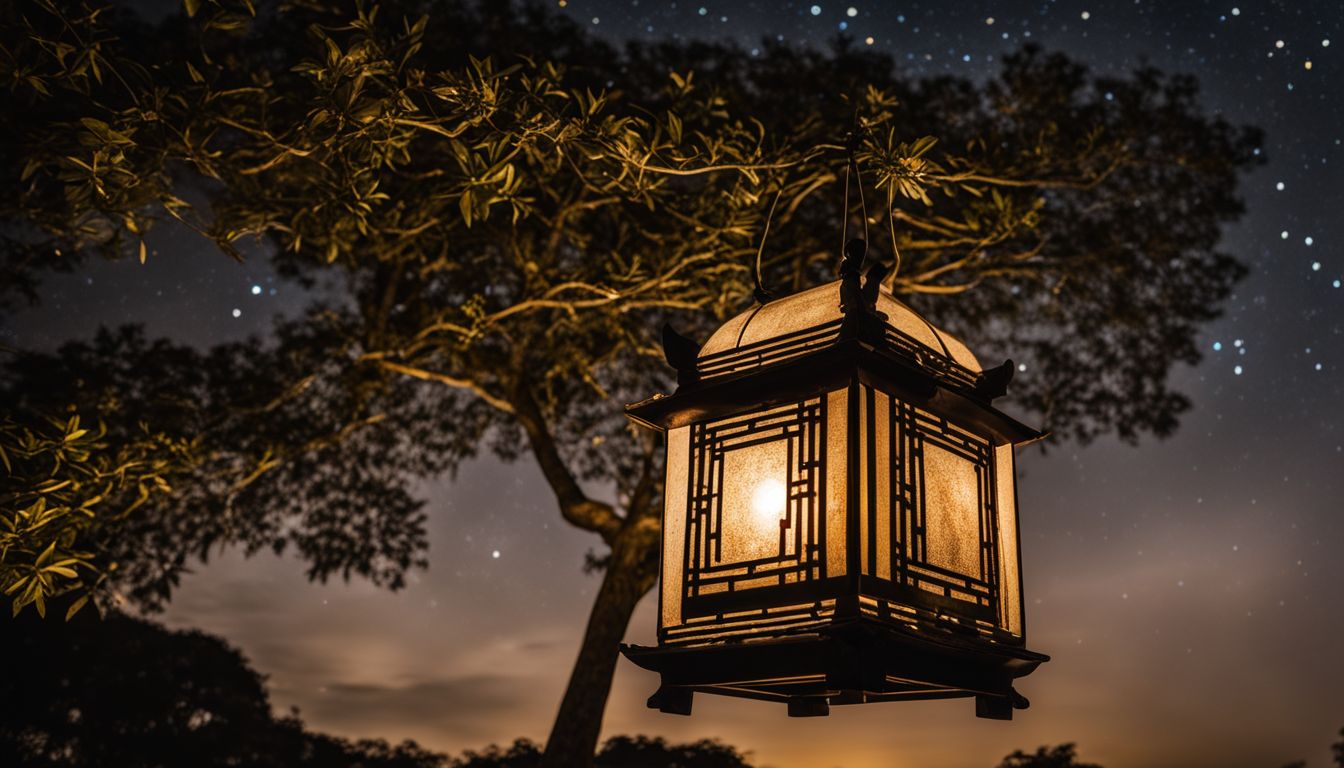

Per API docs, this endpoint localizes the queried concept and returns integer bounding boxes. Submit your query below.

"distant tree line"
[3,605,1341,768]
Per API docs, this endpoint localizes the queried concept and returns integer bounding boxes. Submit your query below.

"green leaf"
[36,540,56,567]
[183,0,201,17]
[458,190,473,227]
[909,135,938,158]
[66,594,89,621]
[324,37,341,67]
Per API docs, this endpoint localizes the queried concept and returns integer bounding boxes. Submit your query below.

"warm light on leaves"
[0,411,199,618]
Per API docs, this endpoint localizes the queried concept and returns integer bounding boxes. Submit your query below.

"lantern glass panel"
[657,392,853,643]
[718,440,790,565]
[872,393,892,580]
[679,400,828,611]
[994,444,1022,636]
[824,388,849,578]
[661,426,691,629]
[921,442,984,579]
[852,384,1004,629]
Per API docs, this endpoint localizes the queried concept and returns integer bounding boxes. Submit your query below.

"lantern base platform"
[620,618,1047,720]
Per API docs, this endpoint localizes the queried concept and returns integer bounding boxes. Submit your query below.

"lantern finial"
[659,322,701,387]
[974,359,1017,401]
[861,260,889,309]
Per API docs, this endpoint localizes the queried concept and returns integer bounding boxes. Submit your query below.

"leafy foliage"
[617,39,1261,441]
[594,736,753,768]
[448,734,752,767]
[996,744,1102,768]
[2,0,1261,445]
[0,405,196,618]
[2,603,760,768]
[2,321,479,610]
[0,607,446,768]
[0,2,1261,579]
[449,740,542,768]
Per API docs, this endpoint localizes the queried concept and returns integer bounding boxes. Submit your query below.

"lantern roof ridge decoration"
[637,261,1039,446]
[697,278,984,381]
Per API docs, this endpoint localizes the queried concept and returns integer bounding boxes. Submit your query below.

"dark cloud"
[302,675,532,741]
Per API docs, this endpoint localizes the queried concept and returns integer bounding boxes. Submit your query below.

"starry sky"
[6,1,1344,767]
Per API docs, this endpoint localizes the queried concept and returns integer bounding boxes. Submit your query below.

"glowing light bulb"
[751,478,787,521]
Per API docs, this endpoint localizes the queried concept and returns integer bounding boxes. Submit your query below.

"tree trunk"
[540,526,658,768]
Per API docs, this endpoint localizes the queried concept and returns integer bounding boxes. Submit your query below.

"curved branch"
[508,381,623,545]
[620,146,833,178]
[368,358,515,413]
[929,153,1126,190]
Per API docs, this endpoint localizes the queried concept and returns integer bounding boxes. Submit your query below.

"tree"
[595,736,752,768]
[1,602,756,767]
[448,736,752,768]
[0,605,446,767]
[1,1,1261,765]
[3,321,470,611]
[996,744,1101,768]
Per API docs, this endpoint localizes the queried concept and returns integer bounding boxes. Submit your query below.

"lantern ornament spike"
[974,359,1016,402]
[860,260,889,311]
[660,322,703,387]
[841,237,868,272]
[623,263,1050,721]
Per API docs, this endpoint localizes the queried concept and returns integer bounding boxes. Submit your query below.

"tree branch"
[508,380,623,545]
[366,358,515,413]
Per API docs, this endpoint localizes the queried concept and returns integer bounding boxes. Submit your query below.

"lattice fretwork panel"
[683,399,826,616]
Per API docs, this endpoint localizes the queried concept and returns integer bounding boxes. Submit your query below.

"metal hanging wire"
[886,183,902,281]
[839,113,905,282]
[752,188,784,304]
[839,119,870,272]
[757,109,907,298]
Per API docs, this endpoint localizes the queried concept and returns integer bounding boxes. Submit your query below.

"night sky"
[7,1,1344,766]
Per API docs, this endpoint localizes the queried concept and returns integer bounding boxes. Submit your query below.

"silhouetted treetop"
[997,743,1102,768]
[0,606,444,768]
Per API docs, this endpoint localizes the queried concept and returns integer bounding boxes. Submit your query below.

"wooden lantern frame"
[622,264,1049,719]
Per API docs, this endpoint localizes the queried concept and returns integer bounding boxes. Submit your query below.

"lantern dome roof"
[695,280,982,382]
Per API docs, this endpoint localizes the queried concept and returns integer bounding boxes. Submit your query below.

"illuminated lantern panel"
[625,274,1046,720]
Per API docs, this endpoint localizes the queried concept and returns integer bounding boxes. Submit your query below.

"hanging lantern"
[621,246,1048,719]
